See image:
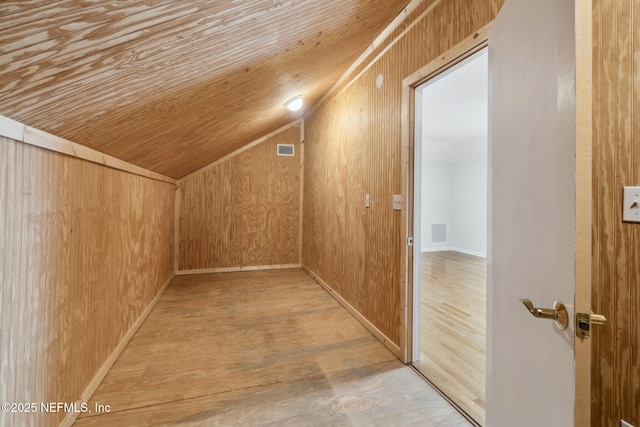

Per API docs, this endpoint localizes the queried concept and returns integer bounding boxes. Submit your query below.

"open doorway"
[411,48,488,426]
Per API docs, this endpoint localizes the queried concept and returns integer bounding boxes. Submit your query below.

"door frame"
[400,23,490,364]
[574,0,592,425]
[400,1,593,423]
[399,25,489,425]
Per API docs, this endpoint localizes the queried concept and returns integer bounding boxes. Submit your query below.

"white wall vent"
[277,144,295,156]
[431,223,447,243]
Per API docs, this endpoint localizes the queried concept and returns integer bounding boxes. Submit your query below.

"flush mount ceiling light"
[285,95,303,111]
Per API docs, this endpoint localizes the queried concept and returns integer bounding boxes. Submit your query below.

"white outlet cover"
[621,420,634,427]
[623,186,640,222]
[393,194,402,211]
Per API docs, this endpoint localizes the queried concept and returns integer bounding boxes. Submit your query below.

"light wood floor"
[75,269,470,426]
[413,251,486,426]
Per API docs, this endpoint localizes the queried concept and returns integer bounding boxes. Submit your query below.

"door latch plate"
[576,312,607,339]
[576,312,590,338]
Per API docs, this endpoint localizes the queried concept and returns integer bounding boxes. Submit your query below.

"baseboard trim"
[60,273,175,427]
[302,265,402,358]
[176,264,302,275]
[421,247,486,258]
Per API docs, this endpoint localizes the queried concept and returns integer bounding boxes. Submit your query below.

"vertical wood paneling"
[303,0,503,347]
[631,0,640,418]
[0,136,174,427]
[591,0,604,422]
[178,126,301,271]
[618,1,633,420]
[593,0,640,424]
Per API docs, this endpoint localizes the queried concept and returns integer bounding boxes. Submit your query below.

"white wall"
[452,157,487,255]
[418,50,488,258]
[420,137,487,257]
[420,160,453,249]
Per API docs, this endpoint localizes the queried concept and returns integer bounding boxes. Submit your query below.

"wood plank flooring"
[74,269,470,426]
[412,251,486,426]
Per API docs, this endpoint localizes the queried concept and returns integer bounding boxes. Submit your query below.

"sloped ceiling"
[0,0,410,178]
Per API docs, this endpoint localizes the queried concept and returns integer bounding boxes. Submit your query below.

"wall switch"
[365,194,370,208]
[623,187,640,222]
[393,194,402,211]
[621,420,634,427]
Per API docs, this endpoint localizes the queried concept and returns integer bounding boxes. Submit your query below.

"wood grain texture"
[413,251,486,426]
[178,126,301,271]
[575,1,593,424]
[177,264,302,275]
[0,136,175,427]
[304,266,402,358]
[74,269,471,427]
[592,0,640,425]
[0,114,176,184]
[303,0,503,349]
[179,119,302,183]
[401,83,415,363]
[400,27,489,365]
[0,114,24,140]
[61,273,175,427]
[0,0,411,179]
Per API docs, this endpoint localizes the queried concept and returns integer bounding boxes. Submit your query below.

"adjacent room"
[412,50,488,425]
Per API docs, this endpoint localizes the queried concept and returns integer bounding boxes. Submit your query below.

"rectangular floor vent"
[431,223,447,243]
[277,144,295,156]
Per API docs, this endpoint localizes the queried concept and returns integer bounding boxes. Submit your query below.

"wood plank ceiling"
[0,0,410,178]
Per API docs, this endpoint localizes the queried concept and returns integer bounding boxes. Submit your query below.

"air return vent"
[277,144,295,156]
[431,223,447,243]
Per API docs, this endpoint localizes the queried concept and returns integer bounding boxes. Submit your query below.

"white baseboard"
[421,246,454,252]
[421,246,486,258]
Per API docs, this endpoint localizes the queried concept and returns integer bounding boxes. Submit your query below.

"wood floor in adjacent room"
[75,269,470,426]
[413,251,486,426]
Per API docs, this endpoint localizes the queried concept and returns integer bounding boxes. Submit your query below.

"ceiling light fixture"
[285,95,303,111]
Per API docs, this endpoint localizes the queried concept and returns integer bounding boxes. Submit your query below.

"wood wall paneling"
[303,0,503,348]
[0,114,176,185]
[592,0,640,425]
[630,0,640,419]
[0,136,175,427]
[178,126,301,271]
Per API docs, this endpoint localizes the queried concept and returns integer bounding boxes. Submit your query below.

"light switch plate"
[393,194,402,211]
[365,194,370,208]
[621,420,634,427]
[623,187,640,222]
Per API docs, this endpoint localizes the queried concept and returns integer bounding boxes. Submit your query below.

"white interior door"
[487,0,581,425]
